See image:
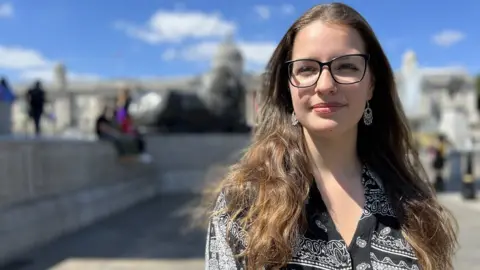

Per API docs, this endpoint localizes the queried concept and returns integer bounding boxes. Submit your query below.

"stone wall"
[0,139,158,265]
[0,134,252,265]
[146,134,252,193]
[0,102,12,136]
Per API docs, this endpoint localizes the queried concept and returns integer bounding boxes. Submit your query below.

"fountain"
[438,77,471,150]
[128,35,250,133]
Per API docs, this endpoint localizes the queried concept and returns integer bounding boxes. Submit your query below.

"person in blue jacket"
[0,77,16,103]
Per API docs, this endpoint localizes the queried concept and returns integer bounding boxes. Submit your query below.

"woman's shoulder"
[212,181,255,211]
[212,189,229,213]
[208,187,249,249]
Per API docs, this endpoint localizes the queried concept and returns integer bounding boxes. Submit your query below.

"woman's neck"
[303,127,362,186]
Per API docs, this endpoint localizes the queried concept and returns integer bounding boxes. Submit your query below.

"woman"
[205,3,457,270]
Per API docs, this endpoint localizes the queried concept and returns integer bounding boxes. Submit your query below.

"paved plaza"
[438,193,480,269]
[1,192,479,270]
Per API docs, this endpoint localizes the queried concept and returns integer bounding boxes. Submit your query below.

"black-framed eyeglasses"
[285,54,370,88]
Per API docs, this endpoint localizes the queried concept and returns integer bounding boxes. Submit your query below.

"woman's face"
[289,21,373,138]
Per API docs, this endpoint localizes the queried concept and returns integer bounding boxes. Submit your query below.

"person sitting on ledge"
[95,105,151,163]
[115,87,152,163]
[95,105,126,154]
[118,108,152,163]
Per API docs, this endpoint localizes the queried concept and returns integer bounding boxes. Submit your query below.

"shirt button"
[356,237,367,248]
[315,219,327,232]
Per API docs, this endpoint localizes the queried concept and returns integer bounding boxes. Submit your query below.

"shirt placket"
[346,207,376,270]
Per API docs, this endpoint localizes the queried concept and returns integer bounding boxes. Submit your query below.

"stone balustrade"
[0,134,252,266]
[0,139,157,265]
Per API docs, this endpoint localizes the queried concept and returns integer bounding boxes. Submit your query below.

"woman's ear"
[367,87,374,100]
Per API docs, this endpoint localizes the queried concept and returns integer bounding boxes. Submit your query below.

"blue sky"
[0,0,478,83]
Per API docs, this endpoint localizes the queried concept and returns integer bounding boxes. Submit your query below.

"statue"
[439,76,470,150]
[400,50,424,121]
[54,63,67,90]
[128,77,249,133]
[128,35,251,133]
[446,76,464,98]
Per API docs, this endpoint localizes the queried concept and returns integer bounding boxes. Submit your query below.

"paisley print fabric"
[205,166,420,270]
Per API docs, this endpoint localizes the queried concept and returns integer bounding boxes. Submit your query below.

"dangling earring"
[363,101,373,126]
[291,111,299,126]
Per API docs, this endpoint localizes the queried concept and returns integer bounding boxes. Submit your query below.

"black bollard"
[432,134,447,193]
[433,151,445,192]
[434,173,445,192]
[462,151,477,200]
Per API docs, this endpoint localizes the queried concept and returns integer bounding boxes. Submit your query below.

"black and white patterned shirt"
[206,166,420,270]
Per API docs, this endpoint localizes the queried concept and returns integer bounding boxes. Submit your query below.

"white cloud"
[0,46,52,70]
[0,45,100,82]
[237,41,276,66]
[0,3,13,18]
[432,30,465,47]
[117,7,279,69]
[159,42,218,62]
[280,4,295,15]
[254,5,271,20]
[165,40,276,68]
[253,4,294,19]
[182,42,219,61]
[115,10,236,44]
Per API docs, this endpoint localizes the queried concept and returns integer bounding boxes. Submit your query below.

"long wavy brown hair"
[206,2,458,269]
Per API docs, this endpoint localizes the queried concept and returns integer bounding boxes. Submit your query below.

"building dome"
[212,34,244,75]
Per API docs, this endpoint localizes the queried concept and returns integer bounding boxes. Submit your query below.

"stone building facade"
[8,40,479,142]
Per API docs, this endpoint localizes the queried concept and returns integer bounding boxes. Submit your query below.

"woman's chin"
[303,120,345,137]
